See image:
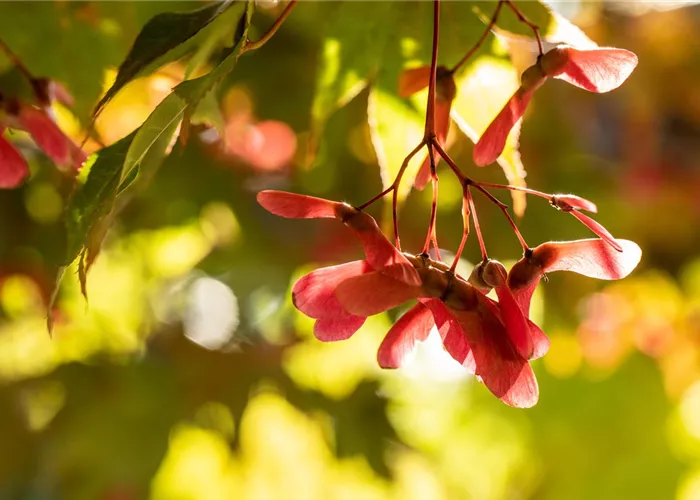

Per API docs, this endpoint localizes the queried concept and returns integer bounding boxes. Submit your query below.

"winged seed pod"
[474,45,638,166]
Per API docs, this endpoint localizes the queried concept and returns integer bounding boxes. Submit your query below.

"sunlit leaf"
[50,1,255,315]
[93,0,238,116]
[307,2,397,165]
[64,133,136,269]
[190,90,226,135]
[174,1,253,134]
[56,120,172,310]
[0,3,198,119]
[121,93,184,184]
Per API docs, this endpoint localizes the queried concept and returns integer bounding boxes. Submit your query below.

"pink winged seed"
[48,80,75,107]
[508,238,642,320]
[473,88,534,166]
[556,47,638,94]
[542,239,642,279]
[551,194,598,213]
[257,190,342,219]
[377,302,435,368]
[493,284,534,359]
[568,209,623,252]
[398,66,431,98]
[509,278,539,321]
[313,315,367,342]
[449,306,539,408]
[334,270,421,317]
[342,211,422,286]
[478,260,534,360]
[257,190,421,286]
[17,104,86,169]
[0,132,30,188]
[526,320,550,359]
[421,298,475,373]
[292,260,372,319]
[483,294,549,360]
[291,261,372,341]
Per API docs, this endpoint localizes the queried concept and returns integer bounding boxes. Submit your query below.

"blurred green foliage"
[0,1,699,499]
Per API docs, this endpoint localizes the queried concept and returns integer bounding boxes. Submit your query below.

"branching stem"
[451,193,471,272]
[432,141,467,183]
[472,184,529,251]
[504,0,543,55]
[422,146,439,254]
[475,181,551,200]
[467,186,488,261]
[358,0,545,260]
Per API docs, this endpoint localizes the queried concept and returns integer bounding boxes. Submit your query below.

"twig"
[467,186,488,261]
[424,0,441,139]
[240,0,298,54]
[0,37,35,83]
[473,184,529,251]
[450,1,504,74]
[391,141,427,249]
[474,180,550,200]
[450,192,471,272]
[505,0,543,55]
[0,37,47,103]
[421,145,439,254]
[432,141,467,184]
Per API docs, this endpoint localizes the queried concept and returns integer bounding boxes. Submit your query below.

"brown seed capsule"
[335,202,359,222]
[419,266,451,298]
[482,260,508,288]
[468,261,492,294]
[443,277,479,311]
[539,45,571,77]
[436,66,457,103]
[520,64,547,93]
[468,259,508,293]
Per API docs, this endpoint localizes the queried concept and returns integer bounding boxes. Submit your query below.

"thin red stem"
[467,186,488,261]
[475,180,551,200]
[432,141,467,183]
[0,37,35,82]
[450,1,504,74]
[424,0,441,138]
[241,0,299,54]
[0,37,46,103]
[357,138,427,211]
[434,139,529,251]
[450,192,471,272]
[473,184,529,251]
[391,141,428,249]
[356,185,393,211]
[432,234,442,261]
[505,0,543,55]
[358,0,443,250]
[422,147,439,254]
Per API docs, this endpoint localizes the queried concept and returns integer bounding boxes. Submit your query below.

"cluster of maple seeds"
[0,40,86,189]
[258,191,640,408]
[0,2,642,406]
[257,2,642,407]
